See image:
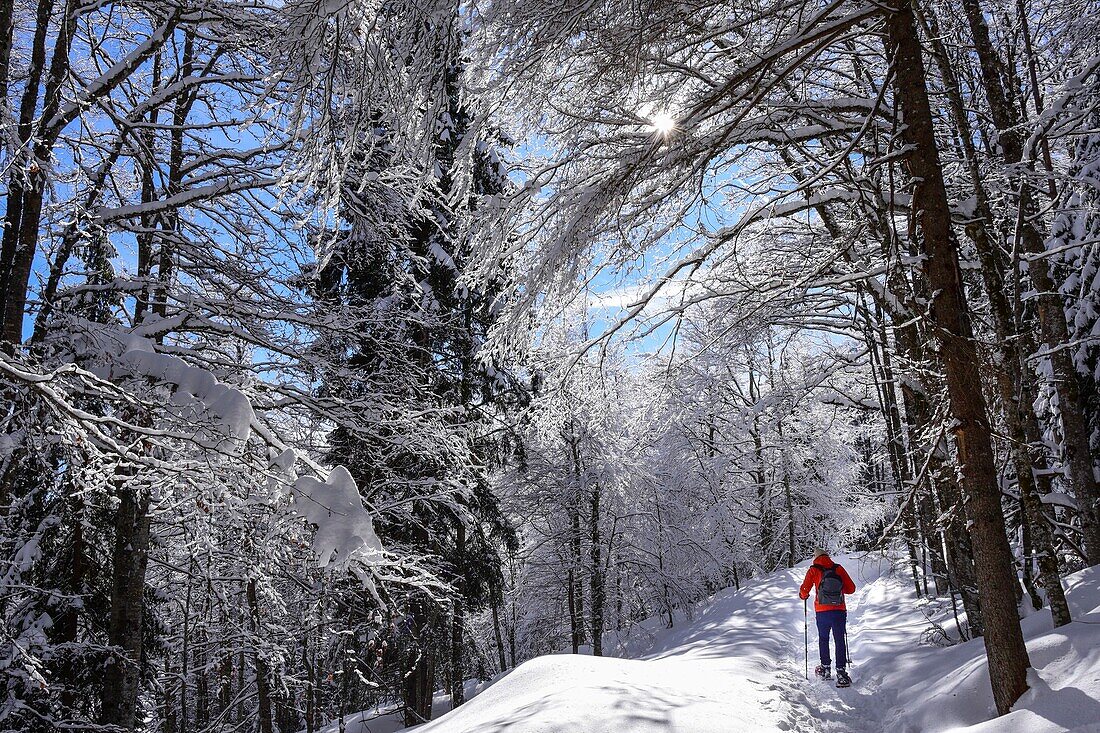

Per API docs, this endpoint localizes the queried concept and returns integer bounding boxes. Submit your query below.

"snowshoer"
[799,549,856,688]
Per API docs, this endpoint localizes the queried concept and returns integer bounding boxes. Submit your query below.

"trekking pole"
[846,626,852,666]
[804,598,808,679]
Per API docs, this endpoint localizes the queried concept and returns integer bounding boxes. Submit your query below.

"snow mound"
[380,556,1100,733]
[411,554,893,733]
[293,466,382,569]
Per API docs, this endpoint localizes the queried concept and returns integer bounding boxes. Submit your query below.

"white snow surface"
[333,555,1100,732]
[72,321,255,445]
[292,466,383,569]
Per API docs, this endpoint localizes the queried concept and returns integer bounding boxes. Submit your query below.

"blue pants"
[816,610,848,669]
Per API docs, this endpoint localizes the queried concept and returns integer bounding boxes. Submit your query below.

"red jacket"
[799,555,856,612]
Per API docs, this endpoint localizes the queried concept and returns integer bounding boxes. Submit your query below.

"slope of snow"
[416,554,895,733]
[331,556,1100,732]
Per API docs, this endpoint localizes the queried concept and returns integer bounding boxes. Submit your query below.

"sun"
[649,111,675,135]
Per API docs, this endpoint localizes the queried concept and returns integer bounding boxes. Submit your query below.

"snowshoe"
[836,669,852,688]
[814,664,831,680]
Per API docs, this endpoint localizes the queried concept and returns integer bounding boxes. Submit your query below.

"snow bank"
[402,556,897,733]
[882,565,1100,733]
[315,680,496,733]
[352,555,1100,733]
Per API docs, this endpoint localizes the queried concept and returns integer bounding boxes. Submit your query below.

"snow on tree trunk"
[885,1,1030,715]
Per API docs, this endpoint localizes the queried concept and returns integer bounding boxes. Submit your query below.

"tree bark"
[246,579,274,733]
[450,522,466,709]
[567,564,580,653]
[402,599,434,727]
[491,588,508,673]
[921,1,1070,624]
[2,0,79,343]
[0,0,55,342]
[0,0,13,103]
[566,425,586,651]
[589,480,604,656]
[99,485,152,729]
[748,367,773,567]
[959,0,1100,565]
[1016,357,1073,627]
[886,1,1031,715]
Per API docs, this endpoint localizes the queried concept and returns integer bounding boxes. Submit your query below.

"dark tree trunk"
[218,650,233,725]
[1018,505,1043,611]
[181,574,191,733]
[894,346,982,627]
[567,564,580,654]
[566,427,586,651]
[749,368,773,566]
[246,579,274,733]
[886,1,1031,715]
[1017,363,1073,627]
[901,508,924,598]
[402,599,434,727]
[919,1,1069,625]
[959,0,1100,565]
[508,595,517,669]
[100,486,152,729]
[491,588,508,672]
[450,521,466,709]
[2,0,78,343]
[194,598,209,731]
[867,303,950,595]
[0,0,55,343]
[0,0,14,102]
[303,637,315,733]
[55,496,86,715]
[589,481,604,656]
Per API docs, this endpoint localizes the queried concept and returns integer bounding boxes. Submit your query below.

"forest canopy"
[1,0,1098,730]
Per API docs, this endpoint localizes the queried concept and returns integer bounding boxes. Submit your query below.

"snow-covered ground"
[332,555,1100,732]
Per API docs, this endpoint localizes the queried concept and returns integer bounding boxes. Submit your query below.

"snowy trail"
[407,554,909,733]
[334,557,1100,733]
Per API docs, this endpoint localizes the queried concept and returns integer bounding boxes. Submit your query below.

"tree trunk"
[959,0,1100,565]
[898,11,1053,629]
[589,481,604,656]
[218,650,233,725]
[886,2,1031,715]
[55,495,86,716]
[99,486,152,729]
[1018,504,1044,611]
[246,579,274,733]
[450,522,466,709]
[402,599,434,727]
[567,564,580,654]
[2,0,78,344]
[894,345,982,626]
[0,0,55,343]
[867,302,951,595]
[303,637,315,733]
[0,0,14,103]
[749,367,773,567]
[566,427,586,651]
[194,598,209,732]
[491,588,508,673]
[1017,361,1073,627]
[508,595,517,669]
